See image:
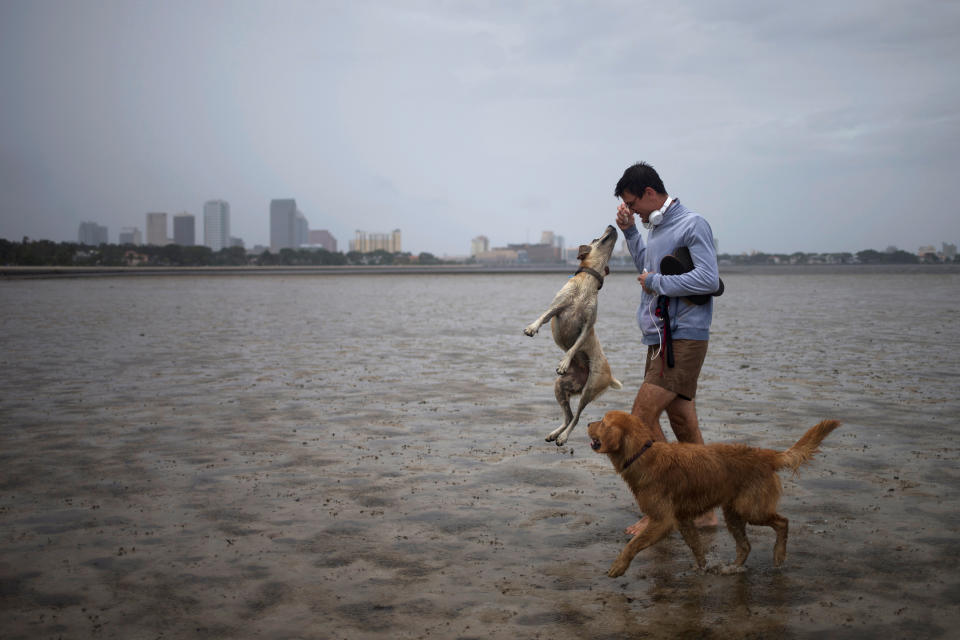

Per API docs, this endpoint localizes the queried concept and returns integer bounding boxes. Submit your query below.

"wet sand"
[1,269,959,638]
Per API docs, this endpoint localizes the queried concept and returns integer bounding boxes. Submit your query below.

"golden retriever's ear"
[577,244,591,261]
[603,424,623,452]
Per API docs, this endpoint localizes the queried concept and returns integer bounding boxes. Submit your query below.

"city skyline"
[25,206,960,261]
[44,217,960,263]
[6,229,956,269]
[14,187,960,259]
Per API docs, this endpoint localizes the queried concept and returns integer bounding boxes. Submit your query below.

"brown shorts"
[643,339,709,401]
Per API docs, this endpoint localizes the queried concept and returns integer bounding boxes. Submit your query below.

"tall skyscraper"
[173,213,196,246]
[78,222,108,245]
[270,199,297,251]
[295,211,310,247]
[471,235,489,256]
[118,227,142,245]
[203,200,230,251]
[146,213,168,245]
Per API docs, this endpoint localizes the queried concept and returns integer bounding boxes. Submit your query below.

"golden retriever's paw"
[607,561,629,578]
[523,325,538,336]
[556,359,571,375]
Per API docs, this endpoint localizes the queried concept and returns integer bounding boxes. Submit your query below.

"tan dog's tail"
[775,420,841,472]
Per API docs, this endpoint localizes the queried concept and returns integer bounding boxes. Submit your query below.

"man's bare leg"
[626,382,675,535]
[666,396,718,527]
[630,382,675,437]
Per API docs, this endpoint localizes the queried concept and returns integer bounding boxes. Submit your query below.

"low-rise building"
[475,249,520,265]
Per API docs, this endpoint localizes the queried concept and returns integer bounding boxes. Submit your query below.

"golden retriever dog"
[587,410,841,577]
[523,224,622,446]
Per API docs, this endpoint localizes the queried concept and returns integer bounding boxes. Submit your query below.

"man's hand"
[638,270,655,294]
[616,203,634,231]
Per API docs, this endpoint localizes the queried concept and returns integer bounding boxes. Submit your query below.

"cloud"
[1,1,958,255]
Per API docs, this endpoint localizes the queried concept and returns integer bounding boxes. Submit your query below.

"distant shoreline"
[2,263,959,280]
[2,262,958,280]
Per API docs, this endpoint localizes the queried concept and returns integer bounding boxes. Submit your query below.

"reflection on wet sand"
[1,269,959,638]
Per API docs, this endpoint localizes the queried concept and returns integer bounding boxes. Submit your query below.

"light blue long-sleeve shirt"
[623,198,720,345]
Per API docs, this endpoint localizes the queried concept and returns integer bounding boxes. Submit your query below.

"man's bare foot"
[694,510,719,528]
[625,515,649,536]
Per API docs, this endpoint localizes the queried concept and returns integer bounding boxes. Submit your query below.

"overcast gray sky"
[2,0,958,256]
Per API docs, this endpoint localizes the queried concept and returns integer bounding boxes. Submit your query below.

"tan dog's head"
[577,225,618,276]
[588,410,650,453]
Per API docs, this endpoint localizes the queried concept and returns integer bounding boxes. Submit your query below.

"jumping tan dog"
[523,225,622,446]
[588,411,841,577]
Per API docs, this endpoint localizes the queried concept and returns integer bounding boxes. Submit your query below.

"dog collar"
[620,440,654,473]
[575,266,605,290]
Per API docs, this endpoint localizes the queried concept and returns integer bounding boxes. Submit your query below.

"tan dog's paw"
[556,358,571,375]
[523,324,538,337]
[607,560,629,578]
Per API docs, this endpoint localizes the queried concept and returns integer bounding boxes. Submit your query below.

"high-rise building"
[146,213,168,245]
[203,200,230,251]
[78,221,108,245]
[309,230,338,252]
[270,199,297,251]
[173,212,196,246]
[350,229,401,253]
[470,235,489,256]
[118,227,142,245]
[295,210,310,247]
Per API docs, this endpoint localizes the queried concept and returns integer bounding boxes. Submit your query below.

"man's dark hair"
[614,162,666,198]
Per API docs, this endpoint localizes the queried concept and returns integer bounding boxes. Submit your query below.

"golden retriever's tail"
[775,420,841,472]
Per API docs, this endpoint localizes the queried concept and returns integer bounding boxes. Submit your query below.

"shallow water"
[1,269,959,638]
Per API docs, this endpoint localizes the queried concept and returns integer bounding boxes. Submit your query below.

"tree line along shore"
[1,238,953,268]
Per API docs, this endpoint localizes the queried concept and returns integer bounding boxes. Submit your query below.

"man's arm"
[617,204,646,274]
[647,217,719,296]
[623,225,646,274]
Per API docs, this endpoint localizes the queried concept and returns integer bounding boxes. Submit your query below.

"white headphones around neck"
[643,196,674,229]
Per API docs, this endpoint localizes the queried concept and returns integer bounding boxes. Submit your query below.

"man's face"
[621,187,654,219]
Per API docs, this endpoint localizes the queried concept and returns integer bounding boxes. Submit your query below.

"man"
[614,161,721,534]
